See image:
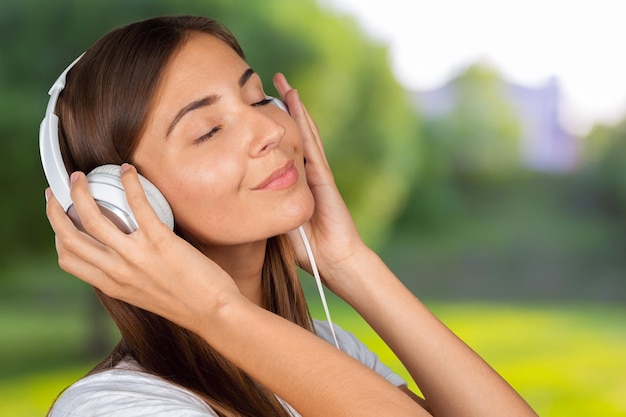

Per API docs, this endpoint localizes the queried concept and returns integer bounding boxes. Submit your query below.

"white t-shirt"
[50,320,406,416]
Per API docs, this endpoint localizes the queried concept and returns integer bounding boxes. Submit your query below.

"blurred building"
[414,76,578,172]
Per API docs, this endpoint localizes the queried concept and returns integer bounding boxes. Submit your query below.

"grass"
[1,295,625,417]
[306,297,626,417]
[3,176,624,416]
[0,366,86,416]
[1,253,626,417]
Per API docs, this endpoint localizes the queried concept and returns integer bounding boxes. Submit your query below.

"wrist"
[186,289,249,339]
[323,243,381,301]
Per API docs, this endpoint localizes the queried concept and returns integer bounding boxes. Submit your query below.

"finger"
[54,234,119,293]
[68,171,125,245]
[274,74,330,170]
[285,90,332,179]
[46,188,75,232]
[47,190,121,278]
[46,188,101,250]
[296,94,329,167]
[119,163,167,234]
[273,73,334,194]
[273,72,292,101]
[299,98,330,168]
[273,73,300,118]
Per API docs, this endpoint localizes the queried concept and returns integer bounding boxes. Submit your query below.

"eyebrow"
[166,67,257,137]
[239,67,256,87]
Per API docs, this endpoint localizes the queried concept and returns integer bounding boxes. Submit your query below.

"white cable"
[297,226,340,349]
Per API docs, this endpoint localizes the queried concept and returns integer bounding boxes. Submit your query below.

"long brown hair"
[54,16,312,417]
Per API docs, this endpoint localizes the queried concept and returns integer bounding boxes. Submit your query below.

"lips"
[253,160,298,191]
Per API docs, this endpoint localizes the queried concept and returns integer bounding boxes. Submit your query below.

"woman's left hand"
[273,73,369,291]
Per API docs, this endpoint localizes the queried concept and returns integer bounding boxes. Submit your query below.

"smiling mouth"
[253,160,298,191]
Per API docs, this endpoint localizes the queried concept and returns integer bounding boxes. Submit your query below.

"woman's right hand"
[46,165,432,417]
[45,163,242,332]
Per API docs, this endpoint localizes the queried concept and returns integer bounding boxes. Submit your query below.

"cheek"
[170,175,314,245]
[162,168,239,232]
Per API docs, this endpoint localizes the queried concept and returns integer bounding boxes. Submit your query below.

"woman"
[44,15,538,417]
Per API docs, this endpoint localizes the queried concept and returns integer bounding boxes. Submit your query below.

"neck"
[201,239,267,307]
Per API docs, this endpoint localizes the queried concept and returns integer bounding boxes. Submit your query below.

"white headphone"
[39,54,286,234]
[39,55,340,348]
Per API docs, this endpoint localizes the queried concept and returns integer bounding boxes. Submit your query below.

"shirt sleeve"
[49,369,219,417]
[313,319,407,387]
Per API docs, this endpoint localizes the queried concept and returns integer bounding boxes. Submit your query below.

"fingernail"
[70,172,80,184]
[120,163,131,173]
[45,188,52,202]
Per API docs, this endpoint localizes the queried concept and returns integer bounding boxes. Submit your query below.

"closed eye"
[194,125,222,145]
[193,98,271,145]
[253,98,273,107]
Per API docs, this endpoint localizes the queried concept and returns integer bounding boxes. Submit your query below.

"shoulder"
[49,363,217,417]
[312,319,406,387]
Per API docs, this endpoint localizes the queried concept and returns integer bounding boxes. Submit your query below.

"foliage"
[572,116,626,217]
[385,173,626,302]
[421,63,523,184]
[395,62,523,230]
[0,0,420,263]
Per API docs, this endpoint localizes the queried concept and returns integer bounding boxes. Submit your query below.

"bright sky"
[321,0,626,135]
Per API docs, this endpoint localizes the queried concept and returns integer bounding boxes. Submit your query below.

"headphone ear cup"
[85,164,174,232]
[266,95,288,112]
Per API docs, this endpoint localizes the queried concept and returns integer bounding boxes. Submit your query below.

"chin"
[182,189,314,246]
[276,188,315,233]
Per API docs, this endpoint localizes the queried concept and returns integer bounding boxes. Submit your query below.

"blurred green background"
[1,0,624,416]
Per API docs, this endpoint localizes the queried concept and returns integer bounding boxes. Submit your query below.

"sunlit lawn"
[309,298,626,417]
[3,179,624,416]
[1,291,625,417]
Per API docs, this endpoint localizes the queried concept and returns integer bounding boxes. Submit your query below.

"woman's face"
[133,32,314,247]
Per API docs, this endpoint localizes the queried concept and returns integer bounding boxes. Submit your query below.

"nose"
[247,106,286,157]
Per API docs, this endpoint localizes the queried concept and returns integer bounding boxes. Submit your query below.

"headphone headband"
[39,53,84,211]
[39,53,283,235]
[36,54,337,343]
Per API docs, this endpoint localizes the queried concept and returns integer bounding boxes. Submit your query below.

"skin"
[45,32,539,417]
[133,33,314,304]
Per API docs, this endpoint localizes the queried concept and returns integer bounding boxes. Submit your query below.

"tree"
[0,0,421,264]
[395,62,524,230]
[423,63,523,185]
[574,116,626,216]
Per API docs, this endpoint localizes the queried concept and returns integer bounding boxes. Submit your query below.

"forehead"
[160,32,248,93]
[142,32,250,140]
